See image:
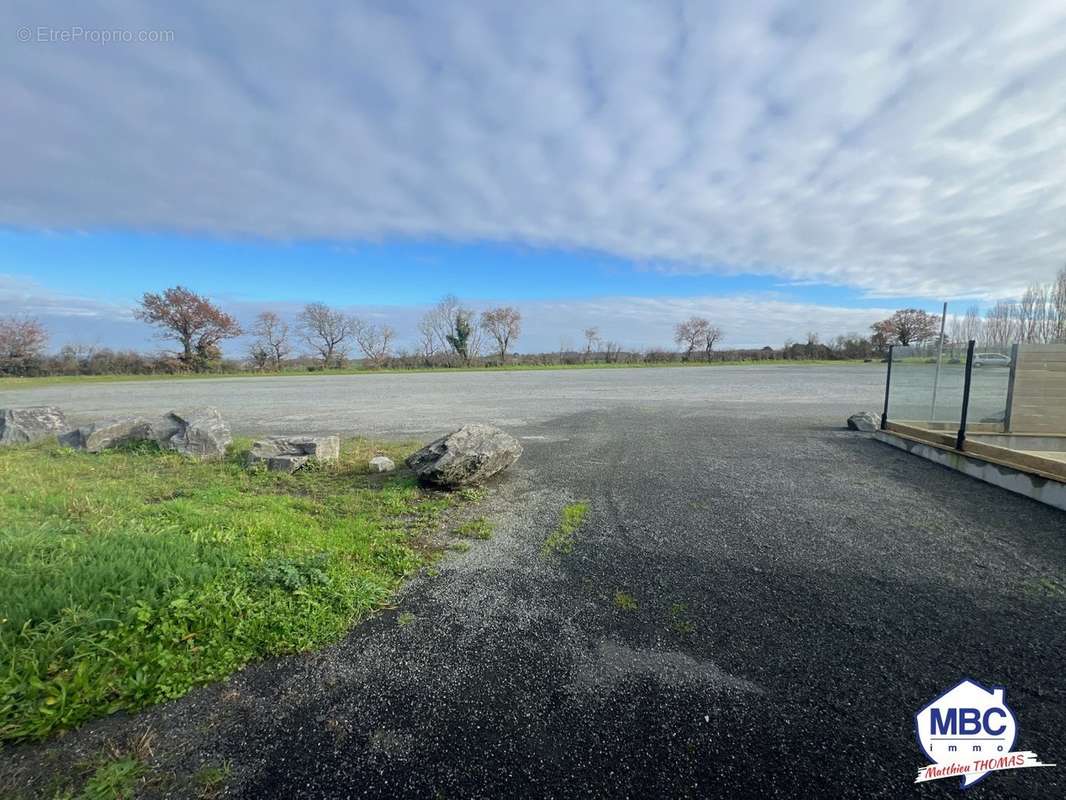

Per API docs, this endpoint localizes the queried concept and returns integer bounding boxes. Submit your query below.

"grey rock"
[57,409,231,457]
[847,411,881,432]
[0,406,69,445]
[264,454,310,473]
[160,407,231,460]
[369,455,395,473]
[248,435,340,472]
[60,418,154,452]
[405,424,522,488]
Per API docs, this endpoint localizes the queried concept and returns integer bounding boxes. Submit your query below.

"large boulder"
[60,407,231,460]
[248,435,340,473]
[0,406,68,445]
[59,418,154,452]
[847,411,882,432]
[405,424,522,488]
[159,407,231,460]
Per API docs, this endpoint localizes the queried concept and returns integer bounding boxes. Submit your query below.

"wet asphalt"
[2,367,1065,798]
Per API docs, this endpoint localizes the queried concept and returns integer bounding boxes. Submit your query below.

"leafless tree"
[983,300,1017,345]
[673,316,722,360]
[353,319,395,367]
[0,316,48,375]
[250,311,290,370]
[480,306,522,363]
[420,295,482,364]
[135,286,241,369]
[1053,265,1066,342]
[674,317,709,360]
[959,304,982,344]
[604,340,623,363]
[583,327,600,362]
[298,302,354,367]
[704,324,723,359]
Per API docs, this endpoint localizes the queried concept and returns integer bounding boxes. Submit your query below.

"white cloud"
[1,274,892,353]
[3,1,1066,298]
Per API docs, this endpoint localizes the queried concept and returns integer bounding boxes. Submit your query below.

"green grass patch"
[0,437,462,742]
[669,602,696,635]
[542,501,589,557]
[613,591,638,611]
[455,517,493,540]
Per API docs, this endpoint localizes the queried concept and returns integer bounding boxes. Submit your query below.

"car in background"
[973,352,1012,367]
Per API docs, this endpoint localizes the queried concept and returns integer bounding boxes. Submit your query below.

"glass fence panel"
[967,342,1013,431]
[885,345,964,429]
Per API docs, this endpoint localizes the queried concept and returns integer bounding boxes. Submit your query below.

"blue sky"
[3,1,1065,353]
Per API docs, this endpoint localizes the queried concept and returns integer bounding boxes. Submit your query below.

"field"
[0,438,468,743]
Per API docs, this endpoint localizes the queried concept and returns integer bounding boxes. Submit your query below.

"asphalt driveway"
[3,367,1064,798]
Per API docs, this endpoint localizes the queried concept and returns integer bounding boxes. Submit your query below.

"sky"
[3,1,1065,354]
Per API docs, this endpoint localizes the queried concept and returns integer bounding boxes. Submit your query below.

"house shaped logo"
[914,679,1054,788]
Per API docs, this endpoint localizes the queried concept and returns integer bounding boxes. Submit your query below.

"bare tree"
[135,286,241,369]
[604,340,623,363]
[0,316,48,375]
[250,311,290,370]
[983,300,1017,345]
[420,295,481,365]
[960,304,982,344]
[583,327,600,362]
[417,316,439,363]
[298,302,354,368]
[480,306,522,363]
[674,317,709,360]
[1053,265,1066,342]
[353,319,395,367]
[704,325,723,359]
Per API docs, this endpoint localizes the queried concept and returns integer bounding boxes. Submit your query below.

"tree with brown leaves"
[0,316,48,375]
[135,286,240,369]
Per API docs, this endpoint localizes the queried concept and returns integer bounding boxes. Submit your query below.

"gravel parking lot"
[1,363,889,437]
[3,364,1063,798]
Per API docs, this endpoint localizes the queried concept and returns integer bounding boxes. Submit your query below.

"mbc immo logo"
[915,679,1055,788]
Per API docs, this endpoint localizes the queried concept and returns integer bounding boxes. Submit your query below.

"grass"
[0,359,871,390]
[39,728,156,800]
[0,437,468,743]
[455,517,493,540]
[542,501,589,557]
[613,591,638,611]
[193,761,232,799]
[669,602,696,635]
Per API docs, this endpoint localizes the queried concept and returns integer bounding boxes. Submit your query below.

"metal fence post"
[955,340,976,451]
[881,345,894,430]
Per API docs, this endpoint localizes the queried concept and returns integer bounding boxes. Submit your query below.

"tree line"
[2,268,1064,377]
[867,266,1066,352]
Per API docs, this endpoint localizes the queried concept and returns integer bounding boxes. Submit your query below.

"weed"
[455,517,493,540]
[397,612,416,627]
[542,501,589,557]
[194,761,232,799]
[450,540,471,553]
[78,757,144,800]
[457,487,485,503]
[669,602,696,635]
[613,591,638,611]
